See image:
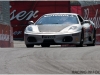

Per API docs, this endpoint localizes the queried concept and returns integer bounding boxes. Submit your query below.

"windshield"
[35,14,79,25]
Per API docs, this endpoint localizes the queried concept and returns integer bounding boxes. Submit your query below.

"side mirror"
[84,20,90,23]
[28,21,34,25]
[81,20,90,25]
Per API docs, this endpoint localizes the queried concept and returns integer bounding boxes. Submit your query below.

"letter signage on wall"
[10,6,39,21]
[82,4,100,44]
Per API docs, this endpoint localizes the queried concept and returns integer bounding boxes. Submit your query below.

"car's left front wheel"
[26,44,34,48]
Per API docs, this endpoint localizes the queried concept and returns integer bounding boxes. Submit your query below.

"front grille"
[27,37,37,42]
[63,36,73,42]
[43,39,55,44]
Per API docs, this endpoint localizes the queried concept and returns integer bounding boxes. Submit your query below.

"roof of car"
[44,13,78,16]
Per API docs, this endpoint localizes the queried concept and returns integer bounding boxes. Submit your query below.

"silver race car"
[24,13,96,47]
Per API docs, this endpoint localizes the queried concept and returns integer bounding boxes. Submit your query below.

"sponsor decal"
[0,28,13,42]
[84,8,100,29]
[10,6,39,21]
[0,30,10,41]
[0,34,9,41]
[13,31,22,35]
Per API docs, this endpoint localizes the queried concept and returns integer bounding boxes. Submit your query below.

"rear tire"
[26,44,34,48]
[41,44,50,47]
[76,30,84,47]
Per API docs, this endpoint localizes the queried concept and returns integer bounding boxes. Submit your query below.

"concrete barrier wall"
[0,24,13,47]
[0,1,13,47]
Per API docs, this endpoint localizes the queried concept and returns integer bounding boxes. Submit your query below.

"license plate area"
[42,35,55,39]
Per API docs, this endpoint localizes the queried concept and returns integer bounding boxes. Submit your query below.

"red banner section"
[71,6,81,15]
[82,4,100,44]
[10,1,70,39]
[0,24,13,47]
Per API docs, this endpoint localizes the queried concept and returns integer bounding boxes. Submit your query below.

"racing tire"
[41,44,50,47]
[76,30,84,47]
[26,44,34,48]
[87,29,96,46]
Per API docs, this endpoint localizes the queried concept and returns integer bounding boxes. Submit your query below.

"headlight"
[25,26,33,33]
[69,26,77,30]
[27,27,33,31]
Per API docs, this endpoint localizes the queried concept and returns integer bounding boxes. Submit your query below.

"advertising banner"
[82,4,100,44]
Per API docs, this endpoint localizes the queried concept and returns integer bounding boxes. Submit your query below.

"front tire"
[26,44,34,48]
[41,44,50,47]
[76,30,84,47]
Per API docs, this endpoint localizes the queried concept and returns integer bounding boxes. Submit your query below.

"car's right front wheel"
[76,30,84,47]
[26,44,34,48]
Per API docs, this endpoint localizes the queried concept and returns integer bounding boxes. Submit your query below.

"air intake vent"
[63,36,73,42]
[27,37,37,42]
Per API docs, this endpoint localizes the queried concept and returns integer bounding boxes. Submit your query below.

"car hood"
[37,24,71,32]
[27,24,81,33]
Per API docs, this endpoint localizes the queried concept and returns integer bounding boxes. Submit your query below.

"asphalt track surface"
[0,40,100,74]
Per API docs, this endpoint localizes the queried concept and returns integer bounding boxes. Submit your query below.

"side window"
[77,15,84,23]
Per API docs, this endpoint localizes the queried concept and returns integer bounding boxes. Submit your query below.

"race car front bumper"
[24,32,81,45]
